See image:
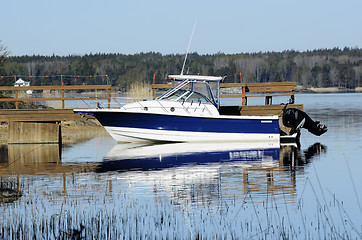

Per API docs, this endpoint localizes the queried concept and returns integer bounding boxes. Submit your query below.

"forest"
[0,47,361,89]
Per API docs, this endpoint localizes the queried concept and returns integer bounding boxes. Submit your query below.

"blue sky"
[1,0,361,56]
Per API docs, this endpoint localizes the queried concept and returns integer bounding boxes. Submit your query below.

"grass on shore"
[60,120,108,145]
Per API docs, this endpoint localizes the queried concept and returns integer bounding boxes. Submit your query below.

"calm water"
[0,93,361,239]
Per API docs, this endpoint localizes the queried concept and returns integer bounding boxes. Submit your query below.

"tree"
[0,40,9,66]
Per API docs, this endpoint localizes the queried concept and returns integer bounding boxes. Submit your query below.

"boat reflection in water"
[97,142,280,172]
[0,141,326,204]
[97,141,326,203]
[281,142,327,169]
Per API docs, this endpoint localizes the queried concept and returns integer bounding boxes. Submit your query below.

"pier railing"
[0,85,111,109]
[220,82,296,105]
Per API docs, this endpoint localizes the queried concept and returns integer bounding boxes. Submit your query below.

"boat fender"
[283,108,328,136]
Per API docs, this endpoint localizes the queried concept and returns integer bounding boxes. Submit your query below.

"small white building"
[14,78,30,87]
[14,78,32,94]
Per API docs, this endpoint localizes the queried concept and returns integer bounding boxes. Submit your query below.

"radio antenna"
[181,19,197,75]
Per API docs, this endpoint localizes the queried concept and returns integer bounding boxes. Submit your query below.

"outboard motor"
[283,108,328,136]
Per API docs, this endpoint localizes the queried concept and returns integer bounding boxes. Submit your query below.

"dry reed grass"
[126,81,152,102]
[308,87,340,93]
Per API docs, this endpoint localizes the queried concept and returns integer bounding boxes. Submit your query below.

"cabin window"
[162,89,188,100]
[184,92,211,104]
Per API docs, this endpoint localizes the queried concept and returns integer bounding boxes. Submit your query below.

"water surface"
[1,93,361,239]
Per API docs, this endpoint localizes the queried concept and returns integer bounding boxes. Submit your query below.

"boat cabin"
[158,75,224,109]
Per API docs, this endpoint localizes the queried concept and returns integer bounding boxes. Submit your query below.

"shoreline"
[296,87,362,94]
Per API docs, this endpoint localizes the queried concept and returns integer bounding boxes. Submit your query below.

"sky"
[1,0,361,56]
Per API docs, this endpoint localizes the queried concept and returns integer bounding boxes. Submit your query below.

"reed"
[0,171,360,240]
[126,81,152,103]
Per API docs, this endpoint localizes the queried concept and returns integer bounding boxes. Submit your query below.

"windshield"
[158,78,220,107]
[161,89,213,104]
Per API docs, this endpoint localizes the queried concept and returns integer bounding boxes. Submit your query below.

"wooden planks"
[0,85,111,91]
[0,109,94,122]
[8,121,60,144]
[238,104,303,116]
[0,97,109,102]
[219,104,303,116]
[232,82,295,105]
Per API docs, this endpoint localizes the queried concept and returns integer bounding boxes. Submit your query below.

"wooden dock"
[0,109,94,122]
[0,109,97,144]
[1,81,304,143]
[0,85,109,144]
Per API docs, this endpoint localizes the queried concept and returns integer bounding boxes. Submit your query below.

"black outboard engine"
[283,108,328,136]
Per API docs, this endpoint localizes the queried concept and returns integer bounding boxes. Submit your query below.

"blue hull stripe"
[89,112,279,134]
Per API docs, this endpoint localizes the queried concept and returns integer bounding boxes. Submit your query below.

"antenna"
[181,19,197,75]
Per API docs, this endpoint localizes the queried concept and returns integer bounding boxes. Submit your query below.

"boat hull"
[77,110,280,143]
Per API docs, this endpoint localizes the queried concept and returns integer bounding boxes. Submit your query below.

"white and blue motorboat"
[74,74,326,143]
[75,75,279,142]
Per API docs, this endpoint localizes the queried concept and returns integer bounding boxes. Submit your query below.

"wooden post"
[265,93,272,105]
[61,75,65,109]
[107,87,111,108]
[62,89,65,109]
[15,89,19,109]
[14,76,19,109]
[242,85,246,106]
[240,73,243,105]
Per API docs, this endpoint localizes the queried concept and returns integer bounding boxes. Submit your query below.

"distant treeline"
[0,47,361,89]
